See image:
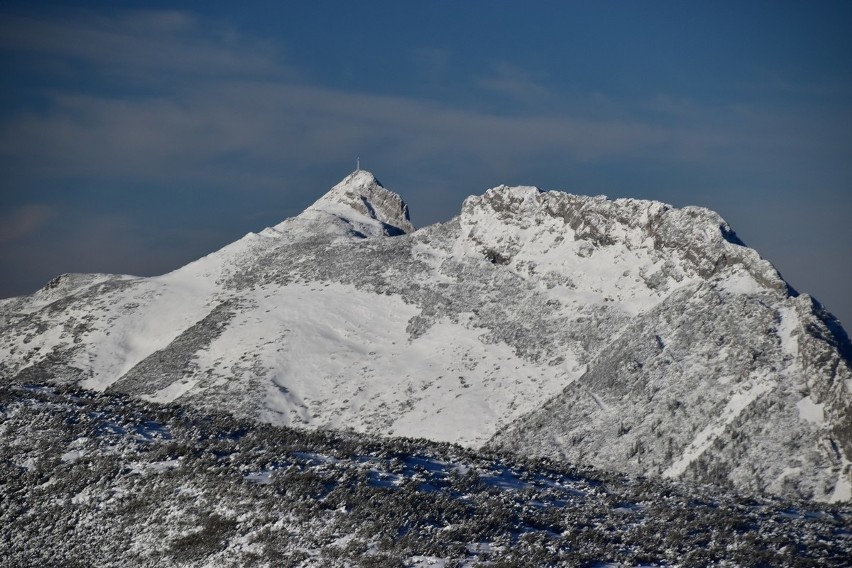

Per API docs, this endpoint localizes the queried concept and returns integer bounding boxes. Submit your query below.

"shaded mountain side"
[488,286,852,502]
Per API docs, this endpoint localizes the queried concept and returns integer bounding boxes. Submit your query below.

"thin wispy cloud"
[0,10,288,79]
[2,9,846,189]
[4,78,846,190]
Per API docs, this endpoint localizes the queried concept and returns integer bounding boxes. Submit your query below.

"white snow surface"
[796,396,825,425]
[147,281,577,446]
[830,458,852,503]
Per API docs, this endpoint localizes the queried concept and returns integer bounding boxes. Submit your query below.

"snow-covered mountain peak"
[2,173,850,503]
[459,185,787,298]
[289,170,415,238]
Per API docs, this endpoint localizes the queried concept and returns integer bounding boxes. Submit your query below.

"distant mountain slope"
[1,170,849,501]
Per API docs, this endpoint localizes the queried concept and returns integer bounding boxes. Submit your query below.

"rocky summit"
[1,170,850,502]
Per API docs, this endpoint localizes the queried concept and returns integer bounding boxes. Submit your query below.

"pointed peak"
[333,169,384,191]
[299,170,415,237]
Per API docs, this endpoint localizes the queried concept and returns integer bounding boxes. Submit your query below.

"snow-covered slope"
[1,170,850,501]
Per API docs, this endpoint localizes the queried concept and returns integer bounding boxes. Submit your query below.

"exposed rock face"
[1,171,849,501]
[488,285,851,500]
[462,185,785,295]
[292,169,415,237]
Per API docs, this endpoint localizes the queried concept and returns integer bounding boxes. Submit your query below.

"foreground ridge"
[3,384,850,566]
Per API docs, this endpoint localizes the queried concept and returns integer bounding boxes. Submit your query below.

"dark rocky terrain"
[2,383,850,567]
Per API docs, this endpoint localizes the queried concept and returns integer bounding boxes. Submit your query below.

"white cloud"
[0,9,289,79]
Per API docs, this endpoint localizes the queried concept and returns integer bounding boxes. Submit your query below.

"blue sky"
[1,1,851,327]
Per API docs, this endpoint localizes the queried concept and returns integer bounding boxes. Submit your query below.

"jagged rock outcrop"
[284,169,414,238]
